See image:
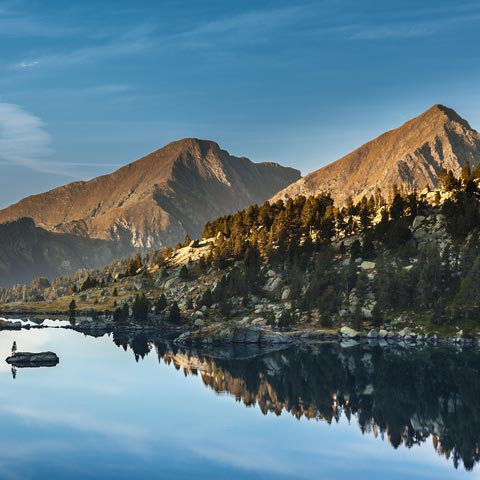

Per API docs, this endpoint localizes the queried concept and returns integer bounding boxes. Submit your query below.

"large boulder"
[6,351,59,367]
[340,326,361,338]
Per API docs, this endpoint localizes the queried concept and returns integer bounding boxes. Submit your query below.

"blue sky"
[0,0,480,207]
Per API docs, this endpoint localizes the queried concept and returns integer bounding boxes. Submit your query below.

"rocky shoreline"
[0,312,477,348]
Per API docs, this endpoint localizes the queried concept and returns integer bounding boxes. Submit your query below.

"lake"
[0,327,478,479]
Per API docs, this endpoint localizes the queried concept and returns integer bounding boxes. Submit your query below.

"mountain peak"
[0,138,300,285]
[273,105,480,205]
[417,104,472,129]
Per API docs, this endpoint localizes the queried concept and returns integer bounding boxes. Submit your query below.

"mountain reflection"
[110,331,480,471]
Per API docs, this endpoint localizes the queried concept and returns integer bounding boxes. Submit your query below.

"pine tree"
[132,293,149,321]
[169,301,181,322]
[154,294,167,313]
[179,265,189,280]
[68,299,76,318]
[462,161,472,182]
[202,288,213,308]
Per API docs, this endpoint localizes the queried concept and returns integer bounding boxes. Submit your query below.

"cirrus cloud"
[0,101,53,172]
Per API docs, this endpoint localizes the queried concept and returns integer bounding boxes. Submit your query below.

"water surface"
[0,328,478,479]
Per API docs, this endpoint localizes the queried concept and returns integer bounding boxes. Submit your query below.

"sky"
[0,0,480,207]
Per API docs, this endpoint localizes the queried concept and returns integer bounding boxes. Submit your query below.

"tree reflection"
[104,330,480,471]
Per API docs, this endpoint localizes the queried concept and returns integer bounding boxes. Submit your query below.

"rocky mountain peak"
[0,139,300,285]
[273,105,480,205]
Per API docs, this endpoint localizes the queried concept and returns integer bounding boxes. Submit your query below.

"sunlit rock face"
[0,138,300,286]
[112,331,480,471]
[274,105,480,206]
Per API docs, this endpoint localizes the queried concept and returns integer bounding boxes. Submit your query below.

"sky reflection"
[0,329,476,479]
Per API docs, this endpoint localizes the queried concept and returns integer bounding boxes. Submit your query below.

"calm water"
[0,327,478,479]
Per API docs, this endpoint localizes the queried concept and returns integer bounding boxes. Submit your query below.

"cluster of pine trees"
[2,165,480,329]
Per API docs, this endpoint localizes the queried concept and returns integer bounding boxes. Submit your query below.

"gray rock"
[340,326,361,338]
[6,351,59,367]
[359,261,376,270]
[412,215,425,229]
[398,327,414,338]
[194,318,205,328]
[281,288,291,301]
[367,329,378,339]
[378,329,388,338]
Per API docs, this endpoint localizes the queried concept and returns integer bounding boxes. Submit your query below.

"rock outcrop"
[174,324,293,345]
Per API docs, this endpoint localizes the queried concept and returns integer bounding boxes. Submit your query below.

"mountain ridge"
[0,138,300,286]
[0,138,300,247]
[273,104,480,205]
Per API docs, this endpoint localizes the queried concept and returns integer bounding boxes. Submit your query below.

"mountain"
[273,105,480,205]
[0,139,299,285]
[0,218,123,287]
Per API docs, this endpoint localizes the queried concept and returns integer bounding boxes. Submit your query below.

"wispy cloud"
[0,2,79,38]
[15,60,39,69]
[10,6,303,72]
[0,102,53,172]
[348,16,480,40]
[173,7,302,48]
[1,404,152,456]
[11,24,156,71]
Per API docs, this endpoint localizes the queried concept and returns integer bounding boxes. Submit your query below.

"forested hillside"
[3,164,480,335]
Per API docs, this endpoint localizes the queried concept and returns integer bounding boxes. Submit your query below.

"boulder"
[0,319,22,330]
[340,326,361,338]
[194,318,205,328]
[6,351,59,367]
[362,308,373,319]
[281,288,291,301]
[412,215,425,229]
[263,276,282,292]
[359,261,375,270]
[367,329,378,339]
[398,327,414,338]
[378,329,388,338]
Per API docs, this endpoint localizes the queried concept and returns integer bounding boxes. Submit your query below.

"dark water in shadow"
[0,328,478,479]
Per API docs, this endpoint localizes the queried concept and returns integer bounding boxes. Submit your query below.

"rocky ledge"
[6,351,59,367]
[0,319,22,330]
[174,324,293,346]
